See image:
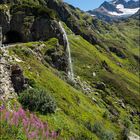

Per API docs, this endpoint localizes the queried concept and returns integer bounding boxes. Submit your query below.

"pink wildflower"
[46,130,49,138]
[18,108,26,117]
[5,111,10,121]
[0,104,5,111]
[51,131,57,138]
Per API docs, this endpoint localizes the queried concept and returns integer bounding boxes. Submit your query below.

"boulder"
[109,47,126,59]
[10,64,25,93]
[96,82,106,90]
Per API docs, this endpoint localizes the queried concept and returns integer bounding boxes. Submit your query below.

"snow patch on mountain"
[87,0,139,22]
[109,4,139,15]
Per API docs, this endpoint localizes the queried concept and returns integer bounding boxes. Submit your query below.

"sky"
[64,0,105,11]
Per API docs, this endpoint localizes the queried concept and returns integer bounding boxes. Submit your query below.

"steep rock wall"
[0,4,65,45]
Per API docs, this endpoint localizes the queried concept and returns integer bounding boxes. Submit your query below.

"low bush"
[121,117,132,140]
[103,111,110,119]
[93,122,115,140]
[18,88,57,114]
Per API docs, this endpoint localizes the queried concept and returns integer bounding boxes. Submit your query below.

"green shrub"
[18,88,57,114]
[21,48,32,57]
[27,79,36,88]
[103,111,110,119]
[93,122,115,140]
[123,118,132,129]
[11,4,57,19]
[121,117,132,139]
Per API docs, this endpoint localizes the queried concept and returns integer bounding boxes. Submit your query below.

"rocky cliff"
[0,2,65,45]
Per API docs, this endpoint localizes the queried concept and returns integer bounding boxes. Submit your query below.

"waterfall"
[0,27,2,47]
[59,22,74,81]
[6,9,11,24]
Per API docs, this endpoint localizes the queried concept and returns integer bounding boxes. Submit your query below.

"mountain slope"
[0,0,140,139]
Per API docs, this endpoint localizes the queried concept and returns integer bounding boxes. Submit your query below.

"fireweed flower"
[46,130,49,137]
[14,103,17,110]
[5,111,10,121]
[0,107,59,139]
[0,104,5,111]
[51,131,57,138]
[28,131,37,139]
[22,118,29,128]
[18,108,26,117]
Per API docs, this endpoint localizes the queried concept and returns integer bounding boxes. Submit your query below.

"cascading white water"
[0,26,2,47]
[59,22,74,81]
[6,9,11,24]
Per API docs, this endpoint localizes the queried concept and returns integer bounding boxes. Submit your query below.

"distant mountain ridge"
[88,0,140,22]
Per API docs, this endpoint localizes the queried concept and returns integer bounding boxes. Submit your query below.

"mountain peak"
[113,0,127,5]
[88,0,139,22]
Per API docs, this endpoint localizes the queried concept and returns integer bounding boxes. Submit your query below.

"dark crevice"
[3,30,24,44]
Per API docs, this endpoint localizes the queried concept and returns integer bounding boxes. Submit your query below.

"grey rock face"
[0,11,10,34]
[0,6,65,46]
[0,47,16,100]
[11,64,26,93]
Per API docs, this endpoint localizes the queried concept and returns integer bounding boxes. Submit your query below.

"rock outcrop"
[0,47,16,100]
[11,64,26,93]
[45,47,67,71]
[109,47,126,59]
[47,0,100,45]
[128,131,140,140]
[0,3,65,45]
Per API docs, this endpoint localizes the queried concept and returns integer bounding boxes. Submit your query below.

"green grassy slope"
[7,41,117,139]
[0,1,139,139]
[4,27,139,139]
[69,34,140,132]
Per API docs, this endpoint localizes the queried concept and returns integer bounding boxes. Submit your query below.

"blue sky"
[64,0,105,11]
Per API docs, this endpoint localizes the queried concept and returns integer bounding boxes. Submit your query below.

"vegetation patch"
[18,88,57,115]
[0,104,58,140]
